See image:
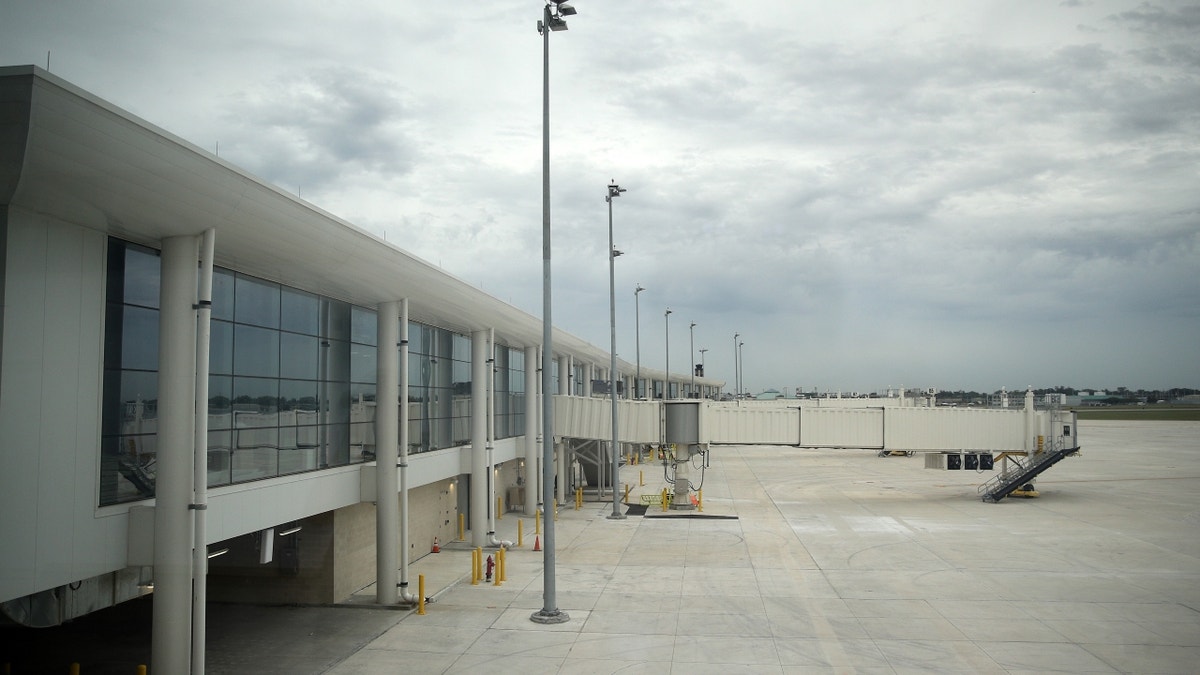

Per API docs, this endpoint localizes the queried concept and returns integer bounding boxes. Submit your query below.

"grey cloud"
[219,69,418,193]
[1106,2,1200,35]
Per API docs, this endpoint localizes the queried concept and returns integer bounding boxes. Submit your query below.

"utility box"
[664,400,701,447]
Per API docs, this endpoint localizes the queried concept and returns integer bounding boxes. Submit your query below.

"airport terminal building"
[3,66,1087,674]
[0,66,726,667]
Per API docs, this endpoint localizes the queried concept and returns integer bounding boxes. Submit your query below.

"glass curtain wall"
[100,238,528,507]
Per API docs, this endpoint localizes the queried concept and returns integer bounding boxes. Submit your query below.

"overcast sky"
[2,1,1197,394]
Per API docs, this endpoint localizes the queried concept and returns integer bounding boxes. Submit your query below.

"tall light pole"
[733,332,740,399]
[533,0,576,627]
[664,308,673,399]
[606,181,626,520]
[634,284,644,398]
[738,340,745,397]
[698,347,708,398]
[689,321,696,398]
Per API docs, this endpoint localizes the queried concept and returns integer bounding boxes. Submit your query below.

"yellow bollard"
[661,488,669,512]
[624,483,631,503]
[518,519,524,548]
[471,548,479,585]
[535,509,542,535]
[493,553,501,587]
[698,488,703,512]
[499,547,507,582]
[497,495,504,520]
[639,470,644,486]
[458,513,465,541]
[137,666,147,675]
[70,664,79,675]
[418,574,427,615]
[575,486,582,510]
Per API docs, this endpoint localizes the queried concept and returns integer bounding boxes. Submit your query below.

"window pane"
[280,332,319,380]
[350,422,375,462]
[280,288,319,336]
[280,379,319,417]
[211,268,234,321]
[117,371,158,434]
[323,379,350,425]
[234,275,280,329]
[232,427,279,482]
[452,333,470,361]
[321,339,349,383]
[320,298,351,341]
[208,375,232,429]
[210,320,233,374]
[279,427,319,475]
[351,306,377,346]
[233,324,279,377]
[323,423,350,466]
[120,305,159,371]
[407,322,427,354]
[351,343,377,383]
[232,377,279,428]
[206,429,232,487]
[123,246,160,308]
[100,434,158,504]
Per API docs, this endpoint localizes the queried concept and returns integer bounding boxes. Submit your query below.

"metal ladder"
[979,409,1080,502]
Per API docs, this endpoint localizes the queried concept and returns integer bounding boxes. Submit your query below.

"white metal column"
[151,236,199,675]
[470,330,489,547]
[375,301,400,604]
[524,345,539,516]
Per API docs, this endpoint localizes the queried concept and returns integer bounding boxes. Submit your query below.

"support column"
[524,345,539,516]
[558,355,570,396]
[375,301,400,604]
[554,354,570,504]
[1024,387,1036,452]
[471,330,489,547]
[151,236,199,675]
[584,363,594,397]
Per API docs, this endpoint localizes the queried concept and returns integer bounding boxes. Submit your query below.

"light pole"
[698,347,708,397]
[689,321,696,398]
[606,181,626,520]
[634,284,644,398]
[738,341,745,397]
[733,332,739,399]
[533,0,576,627]
[664,308,673,399]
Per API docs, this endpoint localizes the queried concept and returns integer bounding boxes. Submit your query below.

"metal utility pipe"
[397,299,416,603]
[487,329,512,549]
[152,236,199,675]
[471,330,489,548]
[191,228,215,675]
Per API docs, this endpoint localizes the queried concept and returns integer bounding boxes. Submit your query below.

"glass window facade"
[100,238,525,506]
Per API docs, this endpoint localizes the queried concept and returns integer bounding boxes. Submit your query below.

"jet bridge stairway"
[978,442,1081,503]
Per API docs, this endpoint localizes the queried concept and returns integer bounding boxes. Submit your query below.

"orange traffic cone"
[533,535,541,551]
[432,537,440,553]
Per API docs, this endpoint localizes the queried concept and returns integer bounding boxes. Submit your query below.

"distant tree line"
[931,387,1199,406]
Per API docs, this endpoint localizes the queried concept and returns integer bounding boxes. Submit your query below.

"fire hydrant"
[485,554,495,582]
